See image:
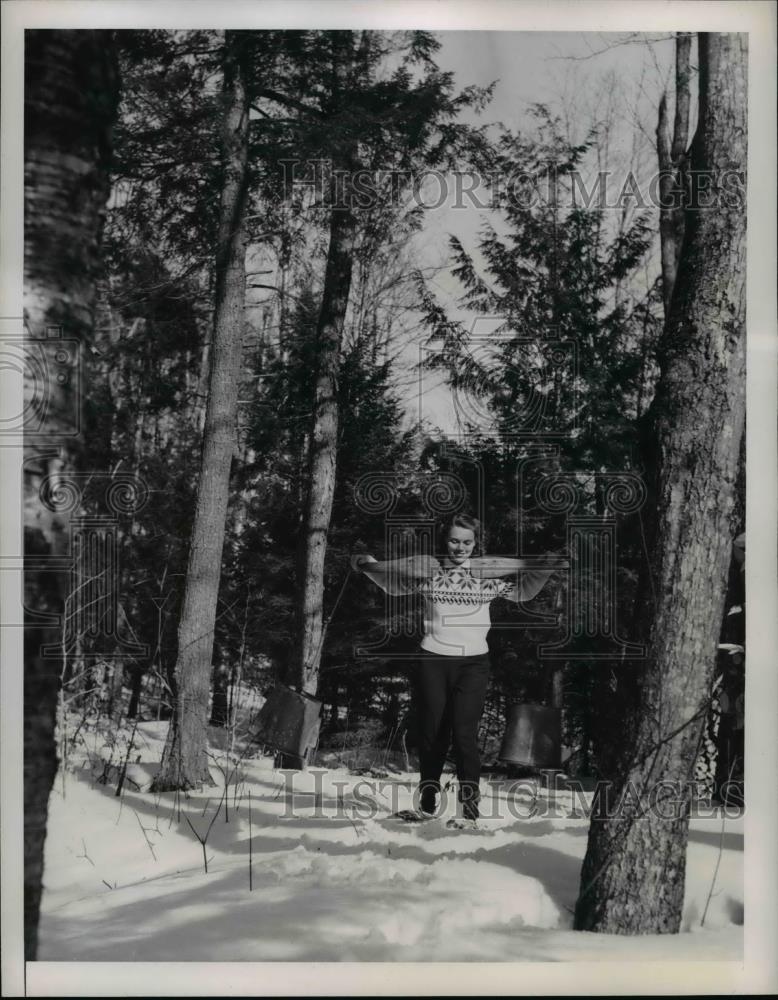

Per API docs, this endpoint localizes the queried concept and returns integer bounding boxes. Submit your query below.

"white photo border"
[1,1,775,996]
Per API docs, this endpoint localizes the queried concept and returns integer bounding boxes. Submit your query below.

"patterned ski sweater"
[353,553,566,658]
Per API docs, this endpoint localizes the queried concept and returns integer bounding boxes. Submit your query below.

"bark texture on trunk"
[152,32,249,791]
[23,29,119,959]
[656,32,692,318]
[294,35,361,698]
[295,185,358,696]
[574,32,747,935]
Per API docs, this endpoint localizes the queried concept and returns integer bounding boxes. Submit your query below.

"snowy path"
[38,722,743,962]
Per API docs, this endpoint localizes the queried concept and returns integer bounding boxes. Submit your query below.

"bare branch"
[547,32,675,62]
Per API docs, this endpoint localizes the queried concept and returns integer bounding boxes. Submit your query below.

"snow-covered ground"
[37,721,743,963]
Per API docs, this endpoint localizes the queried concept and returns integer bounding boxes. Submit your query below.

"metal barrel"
[255,685,322,763]
[499,703,562,769]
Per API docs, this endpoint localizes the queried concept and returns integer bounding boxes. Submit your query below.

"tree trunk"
[295,183,358,696]
[656,32,692,318]
[291,32,364,701]
[126,664,144,719]
[104,660,125,721]
[574,33,747,935]
[152,31,250,791]
[23,29,119,960]
[209,663,230,727]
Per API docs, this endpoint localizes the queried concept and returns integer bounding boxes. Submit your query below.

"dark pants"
[415,651,490,820]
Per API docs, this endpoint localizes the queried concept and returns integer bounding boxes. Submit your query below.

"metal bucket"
[499,703,562,769]
[255,685,322,765]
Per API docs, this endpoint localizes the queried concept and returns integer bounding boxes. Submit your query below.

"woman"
[351,513,566,829]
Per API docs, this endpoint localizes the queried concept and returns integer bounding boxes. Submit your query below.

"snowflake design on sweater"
[418,567,513,606]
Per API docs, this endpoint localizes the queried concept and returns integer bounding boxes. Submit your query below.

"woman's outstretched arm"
[469,554,569,604]
[350,553,440,596]
[469,554,569,579]
[499,568,559,603]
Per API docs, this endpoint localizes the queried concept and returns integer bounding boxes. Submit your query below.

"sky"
[396,30,687,433]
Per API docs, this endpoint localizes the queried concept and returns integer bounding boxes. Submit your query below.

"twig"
[58,641,69,801]
[358,789,392,818]
[76,838,95,867]
[700,761,737,927]
[248,789,253,891]
[382,722,399,768]
[206,752,231,823]
[132,809,158,862]
[168,784,182,829]
[184,815,211,874]
[230,588,252,759]
[183,786,226,875]
[700,816,725,929]
[115,718,140,798]
[233,771,245,813]
[345,808,364,841]
[115,785,126,825]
